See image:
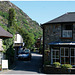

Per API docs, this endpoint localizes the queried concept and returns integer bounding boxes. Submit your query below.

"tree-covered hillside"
[0,1,42,66]
[0,1,42,40]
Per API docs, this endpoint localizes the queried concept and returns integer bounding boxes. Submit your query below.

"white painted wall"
[14,34,23,43]
[0,39,3,51]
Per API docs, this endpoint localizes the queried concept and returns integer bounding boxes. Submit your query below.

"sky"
[11,1,75,24]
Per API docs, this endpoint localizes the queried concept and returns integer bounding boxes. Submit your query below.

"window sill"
[60,37,72,39]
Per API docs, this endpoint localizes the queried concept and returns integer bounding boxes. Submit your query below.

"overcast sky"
[11,1,75,24]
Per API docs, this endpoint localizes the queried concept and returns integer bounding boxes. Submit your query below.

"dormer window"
[62,24,73,38]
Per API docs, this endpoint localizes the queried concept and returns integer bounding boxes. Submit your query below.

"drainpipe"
[42,26,45,67]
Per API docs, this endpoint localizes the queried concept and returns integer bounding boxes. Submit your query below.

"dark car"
[18,51,31,61]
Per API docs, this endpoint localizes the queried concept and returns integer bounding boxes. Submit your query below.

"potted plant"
[53,62,61,68]
[61,64,72,73]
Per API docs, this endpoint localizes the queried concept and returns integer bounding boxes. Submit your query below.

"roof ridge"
[50,12,75,22]
[42,12,75,26]
[66,12,75,14]
[45,13,66,24]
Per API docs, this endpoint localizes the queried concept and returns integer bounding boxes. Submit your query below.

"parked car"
[18,50,31,61]
[25,49,31,59]
[25,49,31,53]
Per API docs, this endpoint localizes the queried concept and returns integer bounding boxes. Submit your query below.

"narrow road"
[1,52,43,74]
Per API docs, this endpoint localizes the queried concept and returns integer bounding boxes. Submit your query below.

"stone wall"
[44,24,61,61]
[43,23,75,62]
[44,24,61,50]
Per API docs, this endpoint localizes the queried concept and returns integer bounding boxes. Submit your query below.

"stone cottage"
[41,12,75,66]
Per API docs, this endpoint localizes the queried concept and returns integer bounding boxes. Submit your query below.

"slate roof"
[0,26,13,38]
[42,12,75,25]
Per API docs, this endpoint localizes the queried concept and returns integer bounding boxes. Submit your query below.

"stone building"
[41,12,75,66]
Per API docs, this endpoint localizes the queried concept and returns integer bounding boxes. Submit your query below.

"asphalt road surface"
[1,52,43,74]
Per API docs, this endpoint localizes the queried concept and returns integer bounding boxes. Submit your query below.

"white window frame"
[63,30,72,38]
[70,48,75,66]
[51,48,59,64]
[60,47,69,64]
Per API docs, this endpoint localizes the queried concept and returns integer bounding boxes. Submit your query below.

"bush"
[53,62,61,68]
[61,64,72,69]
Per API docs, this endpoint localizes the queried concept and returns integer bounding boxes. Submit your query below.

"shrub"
[53,62,61,68]
[61,64,72,69]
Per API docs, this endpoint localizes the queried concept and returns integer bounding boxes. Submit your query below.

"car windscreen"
[25,50,30,53]
[20,52,29,54]
[20,52,25,54]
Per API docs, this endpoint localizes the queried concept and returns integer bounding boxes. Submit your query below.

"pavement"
[0,52,43,74]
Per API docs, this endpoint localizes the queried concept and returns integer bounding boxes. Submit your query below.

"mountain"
[0,1,42,39]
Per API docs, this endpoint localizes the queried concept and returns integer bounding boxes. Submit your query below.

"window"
[62,24,72,38]
[51,47,60,64]
[61,47,64,56]
[61,47,69,64]
[70,48,75,65]
[63,30,72,37]
[65,48,69,56]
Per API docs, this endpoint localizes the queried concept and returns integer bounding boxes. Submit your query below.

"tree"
[25,33,35,48]
[8,8,16,28]
[17,27,35,48]
[3,8,17,67]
